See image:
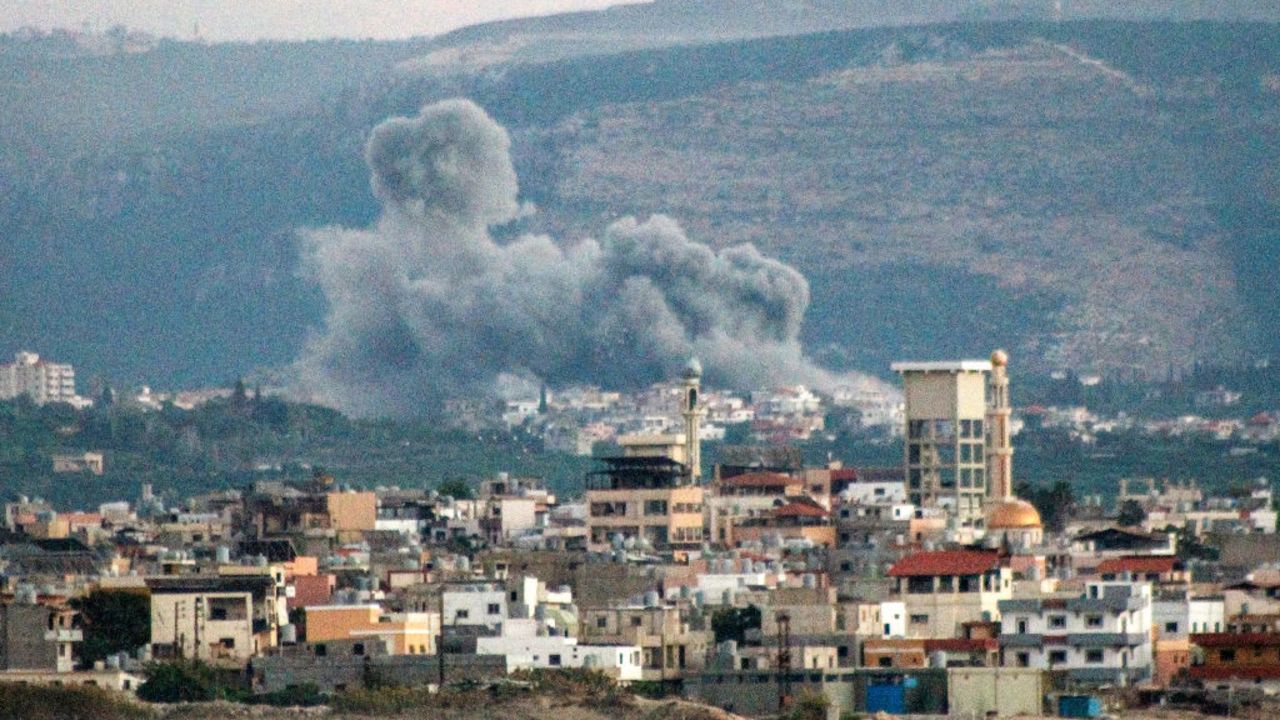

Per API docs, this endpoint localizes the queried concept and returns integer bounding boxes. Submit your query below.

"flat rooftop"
[890,360,993,374]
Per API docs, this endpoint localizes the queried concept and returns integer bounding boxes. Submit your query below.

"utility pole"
[776,612,792,712]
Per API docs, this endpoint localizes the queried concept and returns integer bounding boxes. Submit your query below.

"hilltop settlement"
[3,351,1280,718]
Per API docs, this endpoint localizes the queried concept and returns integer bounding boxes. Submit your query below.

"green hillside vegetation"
[0,395,595,509]
[2,21,1278,388]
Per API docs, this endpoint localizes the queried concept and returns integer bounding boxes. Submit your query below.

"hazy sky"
[0,1,647,41]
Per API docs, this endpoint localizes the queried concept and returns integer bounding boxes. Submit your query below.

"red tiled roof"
[888,550,1001,577]
[1097,556,1183,575]
[830,468,858,482]
[720,472,799,488]
[774,502,828,519]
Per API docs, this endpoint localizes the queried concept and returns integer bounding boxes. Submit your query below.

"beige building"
[892,360,993,526]
[325,491,377,533]
[51,452,104,475]
[888,549,1012,638]
[147,574,282,665]
[579,604,709,682]
[585,362,706,552]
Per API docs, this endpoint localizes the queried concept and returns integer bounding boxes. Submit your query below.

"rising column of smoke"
[295,99,887,416]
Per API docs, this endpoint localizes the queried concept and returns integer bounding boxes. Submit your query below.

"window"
[353,643,365,656]
[456,609,470,620]
[510,591,519,601]
[938,576,954,592]
[1165,622,1179,634]
[219,638,235,649]
[1086,649,1104,664]
[907,577,933,594]
[1016,652,1030,667]
[908,469,922,489]
[644,500,668,516]
[631,617,643,627]
[315,644,327,657]
[1085,615,1103,628]
[878,657,893,668]
[1049,615,1067,629]
[549,654,562,666]
[908,420,926,439]
[1049,650,1067,664]
[488,603,501,615]
[908,444,921,464]
[1220,650,1236,662]
[910,614,929,625]
[597,617,608,629]
[960,419,973,438]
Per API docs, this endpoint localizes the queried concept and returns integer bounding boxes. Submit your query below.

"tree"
[437,478,474,500]
[137,660,224,703]
[1016,479,1077,533]
[711,604,761,644]
[1117,499,1147,527]
[70,590,150,668]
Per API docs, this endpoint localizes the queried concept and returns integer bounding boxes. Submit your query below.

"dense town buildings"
[1,350,1278,717]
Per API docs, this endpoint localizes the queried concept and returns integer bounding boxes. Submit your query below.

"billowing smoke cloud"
[296,99,887,416]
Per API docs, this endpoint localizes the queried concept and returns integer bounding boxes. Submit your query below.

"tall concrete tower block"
[681,357,704,482]
[986,350,1014,501]
[891,359,993,527]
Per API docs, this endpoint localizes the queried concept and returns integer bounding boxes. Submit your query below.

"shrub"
[0,682,153,720]
[136,660,241,703]
[244,683,326,707]
[788,691,830,720]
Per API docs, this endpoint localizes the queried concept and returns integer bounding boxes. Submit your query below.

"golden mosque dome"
[987,498,1042,529]
[991,349,1009,367]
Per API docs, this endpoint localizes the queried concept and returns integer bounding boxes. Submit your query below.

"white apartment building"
[1153,593,1224,638]
[0,352,77,405]
[474,618,643,681]
[999,581,1153,687]
[442,583,508,629]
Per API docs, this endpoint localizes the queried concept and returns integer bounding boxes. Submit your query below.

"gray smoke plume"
[296,99,887,416]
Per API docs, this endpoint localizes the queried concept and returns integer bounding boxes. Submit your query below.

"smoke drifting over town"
[296,99,883,416]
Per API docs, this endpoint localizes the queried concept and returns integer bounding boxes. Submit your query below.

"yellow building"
[303,604,439,655]
[325,491,377,532]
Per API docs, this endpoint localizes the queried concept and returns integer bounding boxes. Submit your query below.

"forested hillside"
[2,17,1278,390]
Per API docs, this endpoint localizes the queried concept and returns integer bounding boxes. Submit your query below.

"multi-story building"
[888,549,1012,638]
[998,581,1153,687]
[584,362,706,553]
[304,604,440,656]
[0,599,81,672]
[0,352,77,405]
[442,582,508,629]
[147,574,282,665]
[891,360,992,526]
[579,603,709,682]
[1152,590,1224,686]
[1190,629,1280,691]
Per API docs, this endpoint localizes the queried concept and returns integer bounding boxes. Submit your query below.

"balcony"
[1066,632,1147,647]
[44,629,83,642]
[999,633,1043,647]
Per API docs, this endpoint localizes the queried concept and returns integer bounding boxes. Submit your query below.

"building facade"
[891,360,993,526]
